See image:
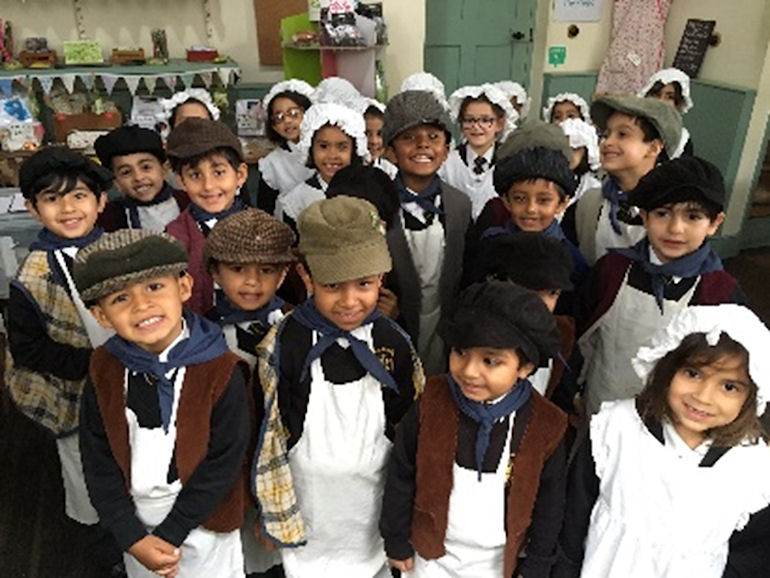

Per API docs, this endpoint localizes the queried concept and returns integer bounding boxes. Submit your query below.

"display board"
[254,0,308,65]
[672,18,716,78]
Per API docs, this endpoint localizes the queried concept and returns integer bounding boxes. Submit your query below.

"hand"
[378,287,400,319]
[127,535,181,576]
[389,557,414,572]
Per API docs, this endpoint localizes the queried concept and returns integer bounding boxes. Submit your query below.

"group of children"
[4,66,770,578]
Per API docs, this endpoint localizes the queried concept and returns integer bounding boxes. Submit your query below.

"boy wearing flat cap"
[574,96,682,264]
[165,117,249,314]
[5,147,117,566]
[95,125,189,232]
[74,229,251,578]
[576,156,746,417]
[252,196,423,578]
[382,90,472,375]
[381,281,567,578]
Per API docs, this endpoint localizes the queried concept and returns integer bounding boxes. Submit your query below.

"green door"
[424,0,537,94]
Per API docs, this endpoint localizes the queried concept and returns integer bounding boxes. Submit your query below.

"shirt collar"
[662,418,712,460]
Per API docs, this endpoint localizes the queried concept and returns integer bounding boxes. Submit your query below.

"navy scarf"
[30,226,103,252]
[291,298,398,392]
[447,372,532,481]
[394,173,444,216]
[104,310,229,432]
[189,196,245,224]
[121,183,174,229]
[612,238,723,314]
[213,292,284,327]
[601,177,627,235]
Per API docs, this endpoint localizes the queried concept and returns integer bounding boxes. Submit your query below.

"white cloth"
[282,326,392,578]
[400,72,450,111]
[297,102,369,163]
[593,198,646,262]
[581,399,770,578]
[560,118,600,171]
[578,267,698,415]
[670,126,691,160]
[134,196,181,232]
[439,148,496,220]
[277,178,326,222]
[222,310,286,370]
[493,81,530,119]
[56,433,99,524]
[258,144,314,212]
[372,156,398,179]
[407,416,514,577]
[529,359,553,397]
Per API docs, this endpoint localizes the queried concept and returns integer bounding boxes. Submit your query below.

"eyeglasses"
[461,116,497,129]
[271,107,303,125]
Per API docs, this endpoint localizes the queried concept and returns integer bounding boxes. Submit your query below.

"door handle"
[511,30,525,41]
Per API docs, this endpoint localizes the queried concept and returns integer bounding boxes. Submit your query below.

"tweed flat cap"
[19,146,113,199]
[439,281,560,368]
[94,125,166,168]
[74,230,188,303]
[204,208,296,271]
[627,156,725,211]
[590,96,682,158]
[166,118,243,160]
[297,196,391,285]
[382,90,452,145]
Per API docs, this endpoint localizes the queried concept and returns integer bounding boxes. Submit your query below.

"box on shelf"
[51,112,121,143]
[186,47,218,62]
[111,48,145,66]
[19,50,56,68]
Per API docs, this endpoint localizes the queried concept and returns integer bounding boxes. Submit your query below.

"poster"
[552,0,603,23]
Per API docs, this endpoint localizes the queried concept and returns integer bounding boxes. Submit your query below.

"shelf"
[282,43,387,51]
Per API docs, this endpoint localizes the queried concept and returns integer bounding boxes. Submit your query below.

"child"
[494,80,531,120]
[557,304,770,578]
[165,117,249,314]
[74,229,251,578]
[576,156,745,416]
[95,125,189,231]
[381,281,567,578]
[358,97,398,178]
[574,96,682,265]
[257,79,315,216]
[542,93,591,124]
[382,89,473,375]
[276,102,367,229]
[5,147,116,567]
[441,83,518,219]
[559,118,602,207]
[252,196,424,577]
[638,67,694,157]
[159,88,219,131]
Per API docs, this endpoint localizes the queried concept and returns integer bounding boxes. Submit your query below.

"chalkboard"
[672,19,716,78]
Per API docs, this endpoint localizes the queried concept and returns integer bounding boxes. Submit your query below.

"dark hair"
[364,106,385,121]
[646,199,723,222]
[637,332,765,446]
[305,124,363,170]
[266,90,313,144]
[646,80,685,110]
[26,172,103,206]
[572,146,591,177]
[169,146,244,173]
[550,99,585,122]
[459,94,505,123]
[169,98,213,129]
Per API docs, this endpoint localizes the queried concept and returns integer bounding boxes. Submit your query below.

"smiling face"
[641,202,724,263]
[365,113,385,160]
[599,112,662,186]
[112,152,168,203]
[212,262,287,311]
[26,180,106,239]
[312,125,354,183]
[311,273,383,332]
[667,353,751,449]
[389,123,450,191]
[501,178,568,232]
[271,96,304,143]
[177,154,247,214]
[91,273,192,354]
[460,100,504,156]
[551,101,582,123]
[449,346,535,403]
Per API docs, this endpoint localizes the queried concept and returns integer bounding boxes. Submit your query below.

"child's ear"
[178,272,194,303]
[24,199,41,221]
[276,266,289,289]
[707,212,726,236]
[96,191,107,214]
[646,138,664,159]
[89,304,114,330]
[236,162,248,187]
[639,209,649,227]
[517,361,536,380]
[295,262,313,295]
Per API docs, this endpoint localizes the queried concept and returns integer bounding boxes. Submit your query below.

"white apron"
[258,145,314,216]
[582,399,770,578]
[133,196,182,232]
[55,248,114,524]
[578,268,697,415]
[124,367,244,578]
[529,359,553,397]
[407,417,514,577]
[281,326,392,578]
[593,199,646,263]
[439,149,496,220]
[402,211,446,376]
[276,178,326,222]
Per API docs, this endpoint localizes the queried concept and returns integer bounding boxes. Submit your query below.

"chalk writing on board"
[552,0,603,22]
[672,19,716,79]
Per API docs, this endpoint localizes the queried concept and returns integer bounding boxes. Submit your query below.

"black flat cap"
[627,156,725,211]
[94,125,166,168]
[19,146,113,199]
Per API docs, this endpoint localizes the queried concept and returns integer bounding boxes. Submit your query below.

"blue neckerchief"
[447,372,532,481]
[188,197,245,224]
[29,226,103,252]
[213,291,284,327]
[103,310,229,432]
[612,238,723,314]
[601,177,626,235]
[291,298,398,392]
[121,183,174,229]
[394,173,444,216]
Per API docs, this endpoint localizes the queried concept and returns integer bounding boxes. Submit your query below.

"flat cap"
[94,125,166,168]
[627,156,725,211]
[166,118,243,160]
[19,146,113,199]
[382,90,452,146]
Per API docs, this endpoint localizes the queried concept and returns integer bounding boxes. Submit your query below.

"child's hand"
[127,535,181,575]
[378,287,400,319]
[389,556,414,572]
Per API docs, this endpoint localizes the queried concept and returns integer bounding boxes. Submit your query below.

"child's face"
[537,289,562,313]
[510,97,523,116]
[177,154,247,214]
[502,178,568,232]
[389,124,449,181]
[641,202,724,263]
[91,273,192,354]
[551,101,582,123]
[312,125,353,183]
[174,101,212,126]
[364,114,385,159]
[212,262,287,311]
[460,101,504,153]
[271,96,304,143]
[26,180,106,239]
[667,353,751,449]
[600,113,662,177]
[112,152,168,203]
[311,273,383,332]
[652,83,679,108]
[570,147,586,171]
[449,346,535,403]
